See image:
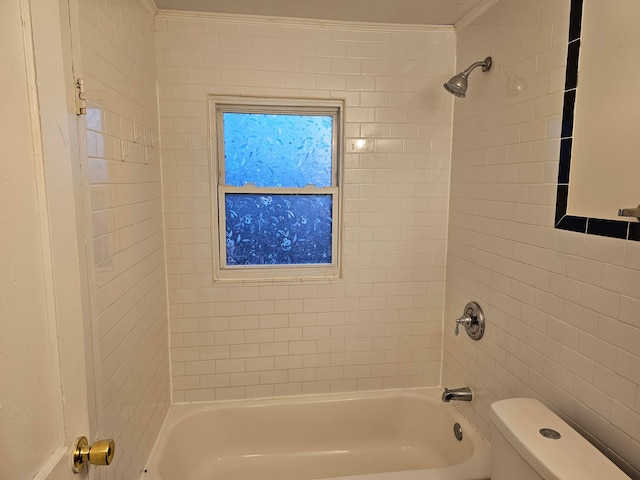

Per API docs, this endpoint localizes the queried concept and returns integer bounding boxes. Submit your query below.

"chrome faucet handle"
[455,314,472,336]
[454,302,485,340]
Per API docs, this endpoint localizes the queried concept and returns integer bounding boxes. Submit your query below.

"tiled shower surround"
[78,0,170,478]
[156,15,456,402]
[444,0,640,476]
[151,0,639,476]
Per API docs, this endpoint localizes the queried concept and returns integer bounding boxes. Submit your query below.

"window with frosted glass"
[212,98,342,277]
[223,113,333,188]
[225,194,332,266]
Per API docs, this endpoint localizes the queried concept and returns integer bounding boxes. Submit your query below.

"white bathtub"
[144,388,490,480]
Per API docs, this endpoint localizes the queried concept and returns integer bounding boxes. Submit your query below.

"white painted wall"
[155,14,456,402]
[444,0,640,477]
[0,2,61,477]
[1,0,97,477]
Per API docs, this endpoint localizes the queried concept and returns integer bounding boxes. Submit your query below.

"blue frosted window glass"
[223,113,333,188]
[225,193,332,265]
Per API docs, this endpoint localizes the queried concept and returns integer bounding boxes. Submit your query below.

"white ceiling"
[154,0,488,26]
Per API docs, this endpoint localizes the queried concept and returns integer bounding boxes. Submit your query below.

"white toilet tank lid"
[490,398,631,480]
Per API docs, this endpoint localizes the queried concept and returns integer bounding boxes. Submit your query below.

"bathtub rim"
[142,386,490,480]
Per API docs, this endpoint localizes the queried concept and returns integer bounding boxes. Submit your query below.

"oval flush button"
[540,428,561,439]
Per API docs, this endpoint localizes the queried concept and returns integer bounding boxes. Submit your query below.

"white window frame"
[209,95,344,281]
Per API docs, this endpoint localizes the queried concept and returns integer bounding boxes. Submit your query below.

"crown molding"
[455,0,500,32]
[155,9,456,33]
[141,0,158,17]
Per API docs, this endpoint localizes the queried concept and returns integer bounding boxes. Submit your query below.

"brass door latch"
[72,436,115,473]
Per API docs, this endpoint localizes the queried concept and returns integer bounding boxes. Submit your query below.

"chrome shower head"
[443,74,469,97]
[443,57,492,98]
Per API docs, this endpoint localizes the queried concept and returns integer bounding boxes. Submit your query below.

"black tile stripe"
[569,0,584,41]
[587,218,629,239]
[556,215,587,234]
[560,90,576,139]
[555,184,569,225]
[565,40,580,90]
[558,138,572,184]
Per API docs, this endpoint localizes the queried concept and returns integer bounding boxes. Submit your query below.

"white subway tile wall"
[444,0,640,476]
[155,15,456,402]
[78,0,170,478]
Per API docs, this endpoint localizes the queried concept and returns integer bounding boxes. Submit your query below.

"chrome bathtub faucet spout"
[442,387,473,402]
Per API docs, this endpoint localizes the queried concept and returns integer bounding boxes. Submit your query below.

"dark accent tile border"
[555,184,569,224]
[555,0,639,242]
[569,0,583,41]
[560,90,576,139]
[556,215,588,234]
[565,40,580,90]
[587,218,629,239]
[558,139,572,184]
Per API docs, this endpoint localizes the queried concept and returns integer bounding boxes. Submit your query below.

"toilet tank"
[490,398,631,480]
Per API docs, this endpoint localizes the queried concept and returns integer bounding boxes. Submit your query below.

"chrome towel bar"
[618,204,640,220]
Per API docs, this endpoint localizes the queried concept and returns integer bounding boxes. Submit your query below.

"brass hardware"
[74,78,87,116]
[72,436,115,473]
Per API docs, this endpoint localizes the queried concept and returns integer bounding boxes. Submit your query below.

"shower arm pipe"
[460,57,492,77]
